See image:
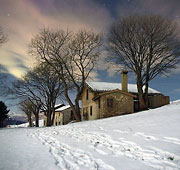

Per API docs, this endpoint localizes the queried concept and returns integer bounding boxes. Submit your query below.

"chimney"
[121,70,128,92]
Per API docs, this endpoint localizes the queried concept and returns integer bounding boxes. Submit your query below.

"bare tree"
[11,63,64,126]
[107,15,180,110]
[19,98,42,127]
[10,79,42,127]
[19,99,33,127]
[29,29,102,121]
[30,99,42,127]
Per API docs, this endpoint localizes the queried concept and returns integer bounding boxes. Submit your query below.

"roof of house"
[92,89,136,100]
[86,82,161,94]
[55,105,71,112]
[40,104,65,112]
[54,104,65,109]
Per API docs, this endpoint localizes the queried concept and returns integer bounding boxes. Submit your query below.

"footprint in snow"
[163,137,180,145]
[31,131,115,170]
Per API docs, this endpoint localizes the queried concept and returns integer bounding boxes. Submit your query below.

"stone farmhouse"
[80,71,169,121]
[44,105,74,126]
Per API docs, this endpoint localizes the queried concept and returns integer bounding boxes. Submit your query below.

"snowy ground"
[0,101,180,170]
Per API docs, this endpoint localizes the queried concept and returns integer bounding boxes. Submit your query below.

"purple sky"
[0,0,180,103]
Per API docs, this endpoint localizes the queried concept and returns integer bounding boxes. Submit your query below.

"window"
[83,107,88,120]
[98,99,101,109]
[107,99,113,108]
[83,108,86,115]
[90,106,93,116]
[86,89,89,100]
[71,110,74,120]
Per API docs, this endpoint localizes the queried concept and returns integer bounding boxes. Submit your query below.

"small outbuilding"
[54,105,74,126]
[43,104,74,126]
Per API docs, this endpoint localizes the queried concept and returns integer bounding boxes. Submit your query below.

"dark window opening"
[56,122,57,126]
[71,110,74,120]
[107,99,113,108]
[90,106,93,116]
[86,89,89,100]
[98,99,101,109]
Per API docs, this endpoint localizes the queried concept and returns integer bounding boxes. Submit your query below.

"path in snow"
[30,124,180,170]
[29,130,115,170]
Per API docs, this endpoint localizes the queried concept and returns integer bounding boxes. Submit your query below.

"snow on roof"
[55,105,71,112]
[40,104,65,112]
[86,82,161,94]
[55,104,65,108]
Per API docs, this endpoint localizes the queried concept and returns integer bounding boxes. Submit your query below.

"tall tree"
[11,63,64,126]
[20,98,42,127]
[0,101,9,128]
[107,15,180,110]
[29,29,102,121]
[20,99,33,127]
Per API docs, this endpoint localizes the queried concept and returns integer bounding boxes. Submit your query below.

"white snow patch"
[86,81,161,94]
[0,101,180,170]
[9,119,44,128]
[55,105,71,111]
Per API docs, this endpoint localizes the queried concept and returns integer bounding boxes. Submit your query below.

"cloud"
[0,0,179,79]
[0,0,112,78]
[87,70,100,82]
[174,88,180,92]
[169,64,180,75]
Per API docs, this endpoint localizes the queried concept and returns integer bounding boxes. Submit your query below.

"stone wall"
[148,95,170,109]
[81,86,99,120]
[53,108,72,125]
[44,115,47,126]
[62,108,73,125]
[100,92,134,118]
[54,112,63,125]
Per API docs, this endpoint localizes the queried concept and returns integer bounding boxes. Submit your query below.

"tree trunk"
[51,108,55,126]
[75,98,81,121]
[35,112,39,127]
[46,108,52,126]
[64,88,81,122]
[28,114,32,127]
[137,79,147,111]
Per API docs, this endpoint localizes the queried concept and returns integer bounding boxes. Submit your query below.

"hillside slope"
[0,101,180,170]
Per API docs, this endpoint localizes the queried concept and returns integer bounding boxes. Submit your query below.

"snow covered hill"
[0,101,180,170]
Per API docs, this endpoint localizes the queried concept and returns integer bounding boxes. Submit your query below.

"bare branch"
[107,14,180,110]
[29,28,102,121]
